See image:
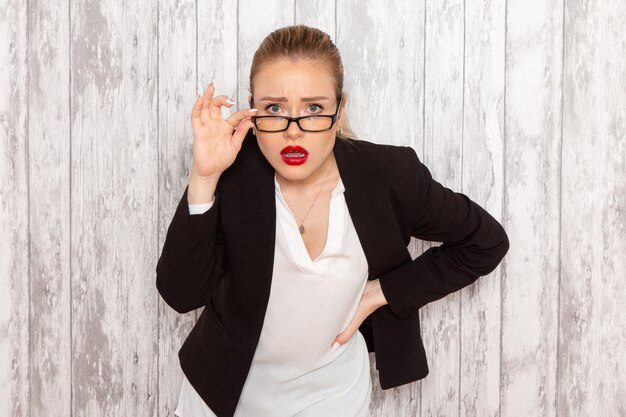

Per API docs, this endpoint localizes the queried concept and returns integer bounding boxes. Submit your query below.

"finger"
[331,339,342,351]
[333,323,350,347]
[200,82,215,124]
[191,95,204,130]
[225,108,258,129]
[209,95,235,119]
[334,328,351,346]
[202,81,214,102]
[334,328,353,347]
[334,309,366,347]
[230,118,254,151]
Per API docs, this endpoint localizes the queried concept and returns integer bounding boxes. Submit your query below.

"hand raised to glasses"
[190,82,258,178]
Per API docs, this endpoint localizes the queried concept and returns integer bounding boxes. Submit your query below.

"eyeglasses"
[251,95,343,133]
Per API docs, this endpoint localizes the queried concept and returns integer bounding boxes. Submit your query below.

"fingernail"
[331,341,340,351]
[249,108,258,112]
[209,80,214,86]
[226,98,235,105]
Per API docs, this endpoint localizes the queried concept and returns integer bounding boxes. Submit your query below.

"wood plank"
[501,1,563,416]
[28,1,73,416]
[559,0,626,414]
[460,0,506,416]
[0,0,29,416]
[69,0,158,415]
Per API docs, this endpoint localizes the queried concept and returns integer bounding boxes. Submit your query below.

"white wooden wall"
[1,0,624,416]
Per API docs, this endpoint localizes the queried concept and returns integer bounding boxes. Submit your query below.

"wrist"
[368,279,388,308]
[190,164,221,182]
[188,165,220,204]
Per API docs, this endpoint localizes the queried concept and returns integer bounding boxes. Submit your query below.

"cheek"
[255,136,279,158]
[310,133,334,152]
[318,134,336,154]
[255,137,295,169]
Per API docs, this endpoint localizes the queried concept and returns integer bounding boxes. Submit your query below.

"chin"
[273,165,310,179]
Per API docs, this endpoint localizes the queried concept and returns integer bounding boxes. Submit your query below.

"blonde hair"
[248,24,358,142]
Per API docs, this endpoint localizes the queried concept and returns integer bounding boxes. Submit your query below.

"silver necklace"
[283,167,332,234]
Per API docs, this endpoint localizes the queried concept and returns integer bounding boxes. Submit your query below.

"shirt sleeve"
[377,146,510,320]
[188,195,215,215]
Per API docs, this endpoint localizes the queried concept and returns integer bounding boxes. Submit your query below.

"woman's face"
[249,59,346,185]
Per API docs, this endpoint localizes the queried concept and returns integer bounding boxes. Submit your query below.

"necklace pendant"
[299,224,305,234]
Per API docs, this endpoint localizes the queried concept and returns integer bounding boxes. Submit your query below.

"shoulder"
[335,137,418,177]
[337,136,413,157]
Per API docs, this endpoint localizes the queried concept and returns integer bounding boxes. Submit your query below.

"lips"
[281,145,309,165]
[281,145,309,157]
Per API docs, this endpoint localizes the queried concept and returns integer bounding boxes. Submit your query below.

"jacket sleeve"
[378,146,510,320]
[155,184,226,314]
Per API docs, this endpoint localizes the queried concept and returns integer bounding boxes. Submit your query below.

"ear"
[338,95,347,122]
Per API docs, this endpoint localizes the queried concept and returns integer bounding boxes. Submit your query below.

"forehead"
[254,59,335,99]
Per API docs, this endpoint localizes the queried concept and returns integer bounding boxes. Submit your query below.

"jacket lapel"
[333,139,413,280]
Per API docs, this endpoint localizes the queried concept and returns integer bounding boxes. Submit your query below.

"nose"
[284,118,304,139]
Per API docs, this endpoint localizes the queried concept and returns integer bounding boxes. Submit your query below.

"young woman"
[157,25,509,417]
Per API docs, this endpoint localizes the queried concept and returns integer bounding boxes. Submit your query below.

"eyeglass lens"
[254,116,333,132]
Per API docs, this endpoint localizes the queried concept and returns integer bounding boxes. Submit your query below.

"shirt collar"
[274,172,345,196]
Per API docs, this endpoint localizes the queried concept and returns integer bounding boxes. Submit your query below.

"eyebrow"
[258,96,331,102]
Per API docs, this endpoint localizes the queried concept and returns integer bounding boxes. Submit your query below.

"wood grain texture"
[502,0,563,416]
[460,1,506,416]
[69,0,158,416]
[29,1,72,416]
[0,1,29,417]
[1,1,625,416]
[559,0,626,415]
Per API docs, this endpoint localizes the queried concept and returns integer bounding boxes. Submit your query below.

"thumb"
[231,119,253,151]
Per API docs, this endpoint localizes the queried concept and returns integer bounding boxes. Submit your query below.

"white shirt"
[174,173,372,417]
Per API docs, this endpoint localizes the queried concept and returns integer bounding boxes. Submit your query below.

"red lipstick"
[280,145,309,165]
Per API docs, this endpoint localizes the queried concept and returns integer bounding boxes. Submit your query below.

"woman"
[157,25,509,417]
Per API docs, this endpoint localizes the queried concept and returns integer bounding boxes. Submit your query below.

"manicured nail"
[249,108,258,112]
[331,341,340,351]
[226,98,235,105]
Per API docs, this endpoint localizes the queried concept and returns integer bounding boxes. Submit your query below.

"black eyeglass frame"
[250,95,343,133]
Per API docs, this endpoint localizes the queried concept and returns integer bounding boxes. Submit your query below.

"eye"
[264,103,282,114]
[262,102,326,115]
[307,102,324,113]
